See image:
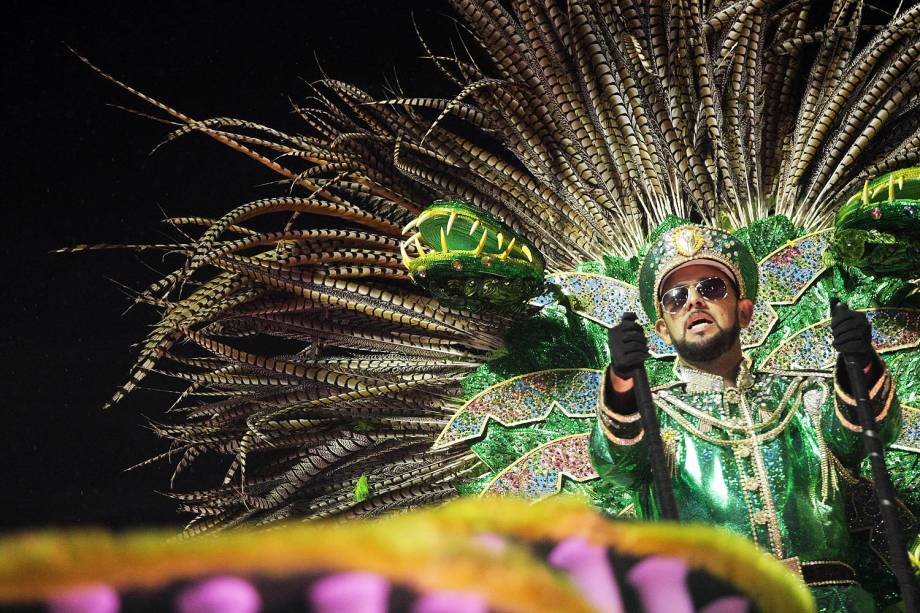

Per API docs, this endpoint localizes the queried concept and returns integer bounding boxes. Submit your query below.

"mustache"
[684,309,718,330]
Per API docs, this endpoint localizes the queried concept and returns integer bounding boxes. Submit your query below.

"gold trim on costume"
[597,371,644,445]
[781,557,803,580]
[599,418,645,446]
[656,379,801,444]
[601,405,642,423]
[740,394,785,558]
[672,356,754,393]
[834,364,889,407]
[834,380,895,433]
[833,366,893,432]
[802,379,838,501]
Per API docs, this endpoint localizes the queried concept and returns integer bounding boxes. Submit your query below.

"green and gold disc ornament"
[400,200,545,312]
[829,168,920,275]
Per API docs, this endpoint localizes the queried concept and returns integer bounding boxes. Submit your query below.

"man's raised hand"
[830,299,874,367]
[608,313,650,379]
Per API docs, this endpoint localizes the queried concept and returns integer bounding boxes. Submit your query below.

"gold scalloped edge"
[480,433,598,499]
[756,229,833,306]
[759,307,920,372]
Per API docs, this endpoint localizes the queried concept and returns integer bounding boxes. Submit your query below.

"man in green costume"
[590,224,900,611]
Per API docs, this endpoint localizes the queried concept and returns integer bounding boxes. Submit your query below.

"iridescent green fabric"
[734,215,802,259]
[590,361,901,611]
[829,169,920,278]
[812,586,878,613]
[406,200,546,312]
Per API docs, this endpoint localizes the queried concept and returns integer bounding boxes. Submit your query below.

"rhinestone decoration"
[893,405,920,453]
[529,289,556,308]
[761,309,920,372]
[758,231,831,304]
[659,226,714,260]
[674,226,704,256]
[433,369,602,449]
[740,301,779,350]
[481,433,598,500]
[535,273,674,357]
[540,273,644,327]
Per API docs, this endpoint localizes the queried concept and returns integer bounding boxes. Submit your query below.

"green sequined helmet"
[637,224,759,321]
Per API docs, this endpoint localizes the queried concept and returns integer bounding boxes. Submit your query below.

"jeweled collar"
[674,355,754,393]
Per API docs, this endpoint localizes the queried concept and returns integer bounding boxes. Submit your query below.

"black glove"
[830,299,873,366]
[608,312,650,379]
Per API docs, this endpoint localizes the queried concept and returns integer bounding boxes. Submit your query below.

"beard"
[672,320,740,363]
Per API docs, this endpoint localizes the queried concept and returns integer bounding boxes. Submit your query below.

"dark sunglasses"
[660,276,730,314]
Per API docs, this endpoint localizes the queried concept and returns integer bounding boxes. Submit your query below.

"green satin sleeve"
[589,418,651,489]
[823,354,901,468]
[590,377,650,489]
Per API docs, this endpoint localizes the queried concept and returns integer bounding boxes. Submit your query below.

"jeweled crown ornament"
[673,226,704,257]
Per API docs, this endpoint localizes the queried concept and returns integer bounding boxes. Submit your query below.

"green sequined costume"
[592,359,899,611]
[91,0,920,610]
[590,221,906,610]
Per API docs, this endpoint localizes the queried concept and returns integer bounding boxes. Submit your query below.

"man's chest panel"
[651,374,850,560]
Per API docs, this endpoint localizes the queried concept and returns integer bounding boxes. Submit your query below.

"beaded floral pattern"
[761,309,920,372]
[433,369,601,449]
[536,273,673,356]
[894,405,920,453]
[758,231,831,303]
[481,433,597,500]
[538,273,643,324]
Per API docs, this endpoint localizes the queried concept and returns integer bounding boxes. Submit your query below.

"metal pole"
[831,299,918,611]
[622,313,680,521]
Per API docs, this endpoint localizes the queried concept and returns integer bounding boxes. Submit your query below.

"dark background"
[3,1,456,529]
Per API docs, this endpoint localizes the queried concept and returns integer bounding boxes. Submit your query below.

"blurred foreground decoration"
[0,496,812,612]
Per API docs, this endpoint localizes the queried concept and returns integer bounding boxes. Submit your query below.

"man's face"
[654,264,754,362]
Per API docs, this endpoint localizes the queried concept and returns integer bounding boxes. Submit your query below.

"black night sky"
[3,1,455,529]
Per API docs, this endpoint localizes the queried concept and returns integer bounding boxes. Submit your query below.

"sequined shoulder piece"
[432,369,601,450]
[738,231,834,351]
[534,272,673,356]
[760,308,920,373]
[894,404,920,454]
[758,230,832,304]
